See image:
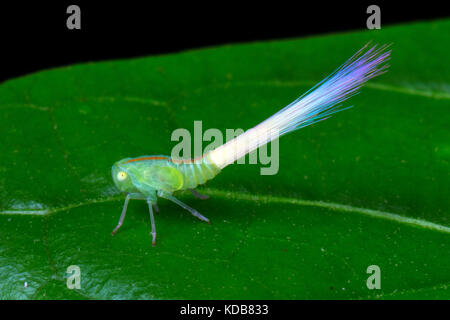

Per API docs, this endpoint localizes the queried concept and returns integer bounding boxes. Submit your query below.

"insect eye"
[117,171,127,181]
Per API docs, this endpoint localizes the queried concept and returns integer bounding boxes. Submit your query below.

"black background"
[0,299,446,317]
[0,1,449,83]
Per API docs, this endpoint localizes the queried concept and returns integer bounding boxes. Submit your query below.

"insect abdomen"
[173,154,221,190]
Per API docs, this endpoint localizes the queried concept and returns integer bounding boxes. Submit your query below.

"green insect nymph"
[111,154,220,245]
[111,43,391,246]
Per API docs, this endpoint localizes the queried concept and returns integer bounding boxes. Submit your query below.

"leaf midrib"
[2,187,449,235]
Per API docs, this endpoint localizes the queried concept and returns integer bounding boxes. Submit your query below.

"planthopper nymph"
[111,43,391,245]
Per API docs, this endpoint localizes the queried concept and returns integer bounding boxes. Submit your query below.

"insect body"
[111,154,221,244]
[111,43,391,245]
[112,155,220,197]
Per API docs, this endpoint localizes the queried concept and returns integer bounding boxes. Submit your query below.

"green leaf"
[1,19,449,300]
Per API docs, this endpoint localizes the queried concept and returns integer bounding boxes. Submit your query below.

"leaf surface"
[0,19,449,299]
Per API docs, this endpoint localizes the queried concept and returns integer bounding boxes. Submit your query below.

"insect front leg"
[157,190,210,223]
[112,193,132,235]
[112,193,146,236]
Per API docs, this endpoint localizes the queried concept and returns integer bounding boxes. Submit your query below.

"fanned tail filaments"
[208,43,391,169]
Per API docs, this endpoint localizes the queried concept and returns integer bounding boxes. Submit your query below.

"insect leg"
[112,193,131,235]
[189,188,210,200]
[158,191,210,223]
[153,203,160,214]
[147,199,157,246]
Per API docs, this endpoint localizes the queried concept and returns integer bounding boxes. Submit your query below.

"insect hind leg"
[158,191,210,223]
[189,188,210,200]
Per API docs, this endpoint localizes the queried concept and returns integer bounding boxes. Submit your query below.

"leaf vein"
[204,80,450,100]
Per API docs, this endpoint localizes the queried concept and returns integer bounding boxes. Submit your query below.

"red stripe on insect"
[126,156,169,163]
